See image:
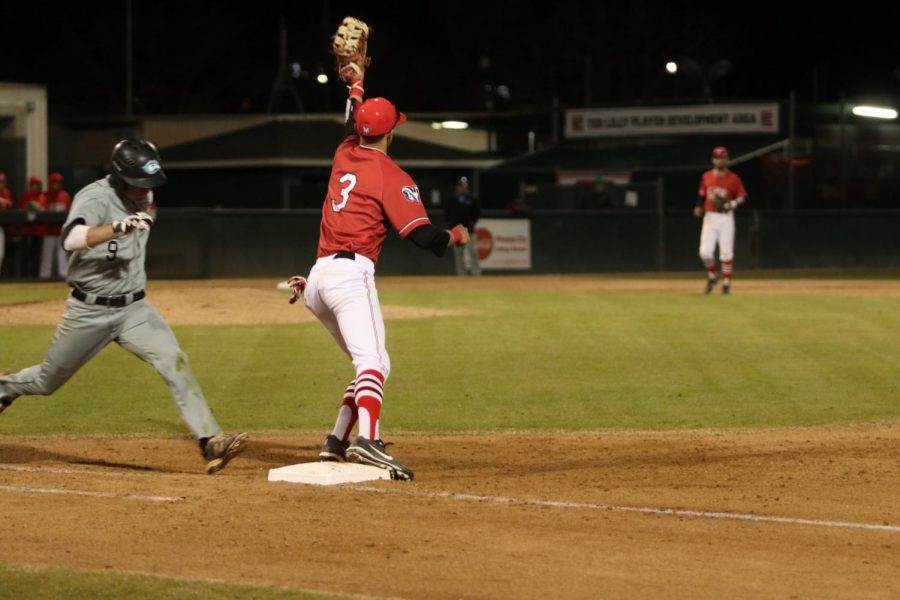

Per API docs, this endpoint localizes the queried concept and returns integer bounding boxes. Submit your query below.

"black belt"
[71,288,146,307]
[334,251,356,260]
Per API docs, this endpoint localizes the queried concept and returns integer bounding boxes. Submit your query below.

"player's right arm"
[61,190,151,251]
[694,173,707,217]
[63,217,152,251]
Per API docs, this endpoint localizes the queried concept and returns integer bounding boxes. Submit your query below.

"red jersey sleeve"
[381,166,431,238]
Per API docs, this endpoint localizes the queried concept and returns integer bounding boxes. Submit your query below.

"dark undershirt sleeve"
[407,224,451,257]
[344,97,358,138]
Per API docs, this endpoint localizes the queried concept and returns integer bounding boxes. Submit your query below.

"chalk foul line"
[355,486,900,533]
[0,484,184,504]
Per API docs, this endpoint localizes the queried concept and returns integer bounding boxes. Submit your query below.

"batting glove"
[111,215,150,237]
[287,275,307,304]
[134,211,154,226]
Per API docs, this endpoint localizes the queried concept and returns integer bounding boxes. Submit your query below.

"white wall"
[0,83,48,182]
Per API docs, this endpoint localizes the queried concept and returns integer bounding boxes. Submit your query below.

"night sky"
[2,1,899,118]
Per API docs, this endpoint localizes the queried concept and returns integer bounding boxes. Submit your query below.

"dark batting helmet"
[109,139,167,188]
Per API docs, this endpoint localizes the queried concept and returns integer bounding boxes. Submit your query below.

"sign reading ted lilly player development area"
[475,219,531,270]
[565,103,779,138]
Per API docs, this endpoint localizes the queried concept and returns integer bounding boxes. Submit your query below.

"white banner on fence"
[565,103,779,138]
[475,219,531,270]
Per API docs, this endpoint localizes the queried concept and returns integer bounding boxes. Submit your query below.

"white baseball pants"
[40,235,68,279]
[303,253,391,379]
[698,211,735,262]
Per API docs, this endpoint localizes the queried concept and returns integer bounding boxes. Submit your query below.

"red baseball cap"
[49,172,63,184]
[355,97,406,137]
[711,146,729,158]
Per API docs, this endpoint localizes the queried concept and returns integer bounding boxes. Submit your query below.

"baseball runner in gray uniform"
[0,139,247,474]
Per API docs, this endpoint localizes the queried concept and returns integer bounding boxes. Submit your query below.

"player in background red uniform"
[40,172,73,279]
[285,60,469,481]
[0,172,13,275]
[693,146,747,294]
[18,175,46,277]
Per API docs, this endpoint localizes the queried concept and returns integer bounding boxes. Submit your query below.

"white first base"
[268,462,391,486]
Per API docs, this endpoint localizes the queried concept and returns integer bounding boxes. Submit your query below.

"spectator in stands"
[582,175,614,209]
[506,186,532,216]
[0,172,13,276]
[18,175,46,277]
[444,176,482,276]
[39,172,72,279]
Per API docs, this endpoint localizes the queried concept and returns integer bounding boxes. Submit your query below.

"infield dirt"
[1,425,899,599]
[1,277,899,598]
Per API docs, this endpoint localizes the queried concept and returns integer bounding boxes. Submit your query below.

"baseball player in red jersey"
[694,146,747,294]
[286,45,470,481]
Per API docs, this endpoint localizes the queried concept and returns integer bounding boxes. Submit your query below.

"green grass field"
[2,281,899,435]
[0,564,360,600]
[2,278,899,598]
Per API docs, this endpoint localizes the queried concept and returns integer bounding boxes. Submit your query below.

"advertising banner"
[565,104,779,138]
[475,219,531,270]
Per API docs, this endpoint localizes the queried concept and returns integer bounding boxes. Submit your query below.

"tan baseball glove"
[332,17,371,84]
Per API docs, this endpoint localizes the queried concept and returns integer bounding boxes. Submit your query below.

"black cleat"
[319,435,350,462]
[0,372,12,415]
[203,432,248,474]
[347,437,414,481]
[722,282,731,295]
[704,277,718,294]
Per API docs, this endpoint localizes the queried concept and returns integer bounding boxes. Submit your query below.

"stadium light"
[431,120,469,130]
[316,73,329,85]
[851,105,898,119]
[665,61,678,75]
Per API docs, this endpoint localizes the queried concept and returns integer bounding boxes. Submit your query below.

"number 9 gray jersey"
[63,177,151,296]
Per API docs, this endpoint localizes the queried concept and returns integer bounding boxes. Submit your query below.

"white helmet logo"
[142,160,161,175]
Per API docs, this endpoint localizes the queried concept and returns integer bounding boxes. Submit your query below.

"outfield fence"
[2,209,900,278]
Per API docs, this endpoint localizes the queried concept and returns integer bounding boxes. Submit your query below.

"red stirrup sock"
[354,369,385,441]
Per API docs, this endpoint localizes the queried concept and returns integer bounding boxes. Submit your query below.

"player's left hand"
[286,275,307,304]
[332,16,371,84]
[693,206,704,218]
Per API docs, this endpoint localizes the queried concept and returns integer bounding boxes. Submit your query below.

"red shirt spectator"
[19,175,46,236]
[0,172,12,245]
[44,173,72,235]
[0,172,12,210]
[0,172,12,233]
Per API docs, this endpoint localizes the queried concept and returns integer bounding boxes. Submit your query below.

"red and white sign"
[475,219,531,270]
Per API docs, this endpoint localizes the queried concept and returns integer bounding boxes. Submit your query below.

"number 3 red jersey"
[317,136,432,264]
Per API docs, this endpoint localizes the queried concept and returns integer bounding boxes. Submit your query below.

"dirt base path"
[2,276,899,326]
[2,424,899,599]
